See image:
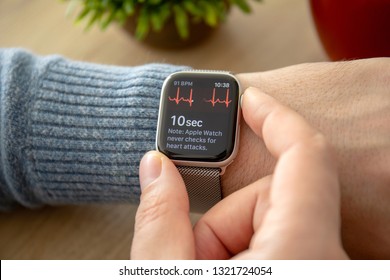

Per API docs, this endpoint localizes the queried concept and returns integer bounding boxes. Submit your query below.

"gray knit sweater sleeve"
[0,48,189,211]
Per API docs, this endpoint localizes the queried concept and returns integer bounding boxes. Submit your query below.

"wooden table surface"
[0,0,327,259]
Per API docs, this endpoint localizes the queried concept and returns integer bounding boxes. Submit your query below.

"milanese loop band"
[177,166,222,213]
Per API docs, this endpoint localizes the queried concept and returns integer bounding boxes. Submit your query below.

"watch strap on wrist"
[177,166,221,213]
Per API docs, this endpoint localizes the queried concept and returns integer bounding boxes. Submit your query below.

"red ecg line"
[204,88,232,108]
[168,87,193,107]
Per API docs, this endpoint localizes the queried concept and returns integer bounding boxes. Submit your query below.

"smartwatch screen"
[157,72,240,162]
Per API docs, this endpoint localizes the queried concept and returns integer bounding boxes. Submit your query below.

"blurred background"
[0,0,387,259]
[0,0,327,73]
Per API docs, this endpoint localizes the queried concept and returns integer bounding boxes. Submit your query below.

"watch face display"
[156,72,240,163]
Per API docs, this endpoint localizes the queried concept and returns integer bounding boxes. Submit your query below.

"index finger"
[241,87,341,254]
[241,87,322,158]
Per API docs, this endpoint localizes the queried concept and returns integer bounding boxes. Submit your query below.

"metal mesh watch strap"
[177,166,221,213]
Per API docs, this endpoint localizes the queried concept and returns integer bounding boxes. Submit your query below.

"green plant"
[65,0,262,40]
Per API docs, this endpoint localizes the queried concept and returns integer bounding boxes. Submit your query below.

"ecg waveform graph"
[204,88,232,108]
[168,87,194,107]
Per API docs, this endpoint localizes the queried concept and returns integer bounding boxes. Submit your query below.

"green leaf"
[86,0,100,10]
[101,6,117,29]
[150,10,164,31]
[75,7,91,23]
[85,10,103,30]
[200,1,218,26]
[149,3,171,32]
[159,3,172,22]
[65,0,79,18]
[135,7,150,40]
[183,1,203,17]
[231,0,251,13]
[123,0,135,15]
[173,4,189,39]
[116,9,128,25]
[101,0,110,9]
[149,0,163,5]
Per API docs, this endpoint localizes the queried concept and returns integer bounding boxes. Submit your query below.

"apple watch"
[156,71,241,213]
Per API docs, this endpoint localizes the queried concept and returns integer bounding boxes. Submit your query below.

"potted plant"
[65,0,262,48]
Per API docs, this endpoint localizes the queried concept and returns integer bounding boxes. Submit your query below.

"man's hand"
[229,59,390,259]
[131,87,347,260]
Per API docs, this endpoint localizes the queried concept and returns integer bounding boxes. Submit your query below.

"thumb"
[131,151,195,259]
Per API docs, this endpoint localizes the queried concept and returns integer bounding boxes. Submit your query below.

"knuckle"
[309,132,329,151]
[135,185,171,230]
[299,132,335,162]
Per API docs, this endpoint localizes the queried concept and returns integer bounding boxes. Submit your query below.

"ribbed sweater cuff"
[0,49,189,210]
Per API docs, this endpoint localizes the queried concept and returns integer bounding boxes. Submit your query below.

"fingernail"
[140,151,162,191]
[239,92,245,108]
[240,87,256,108]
